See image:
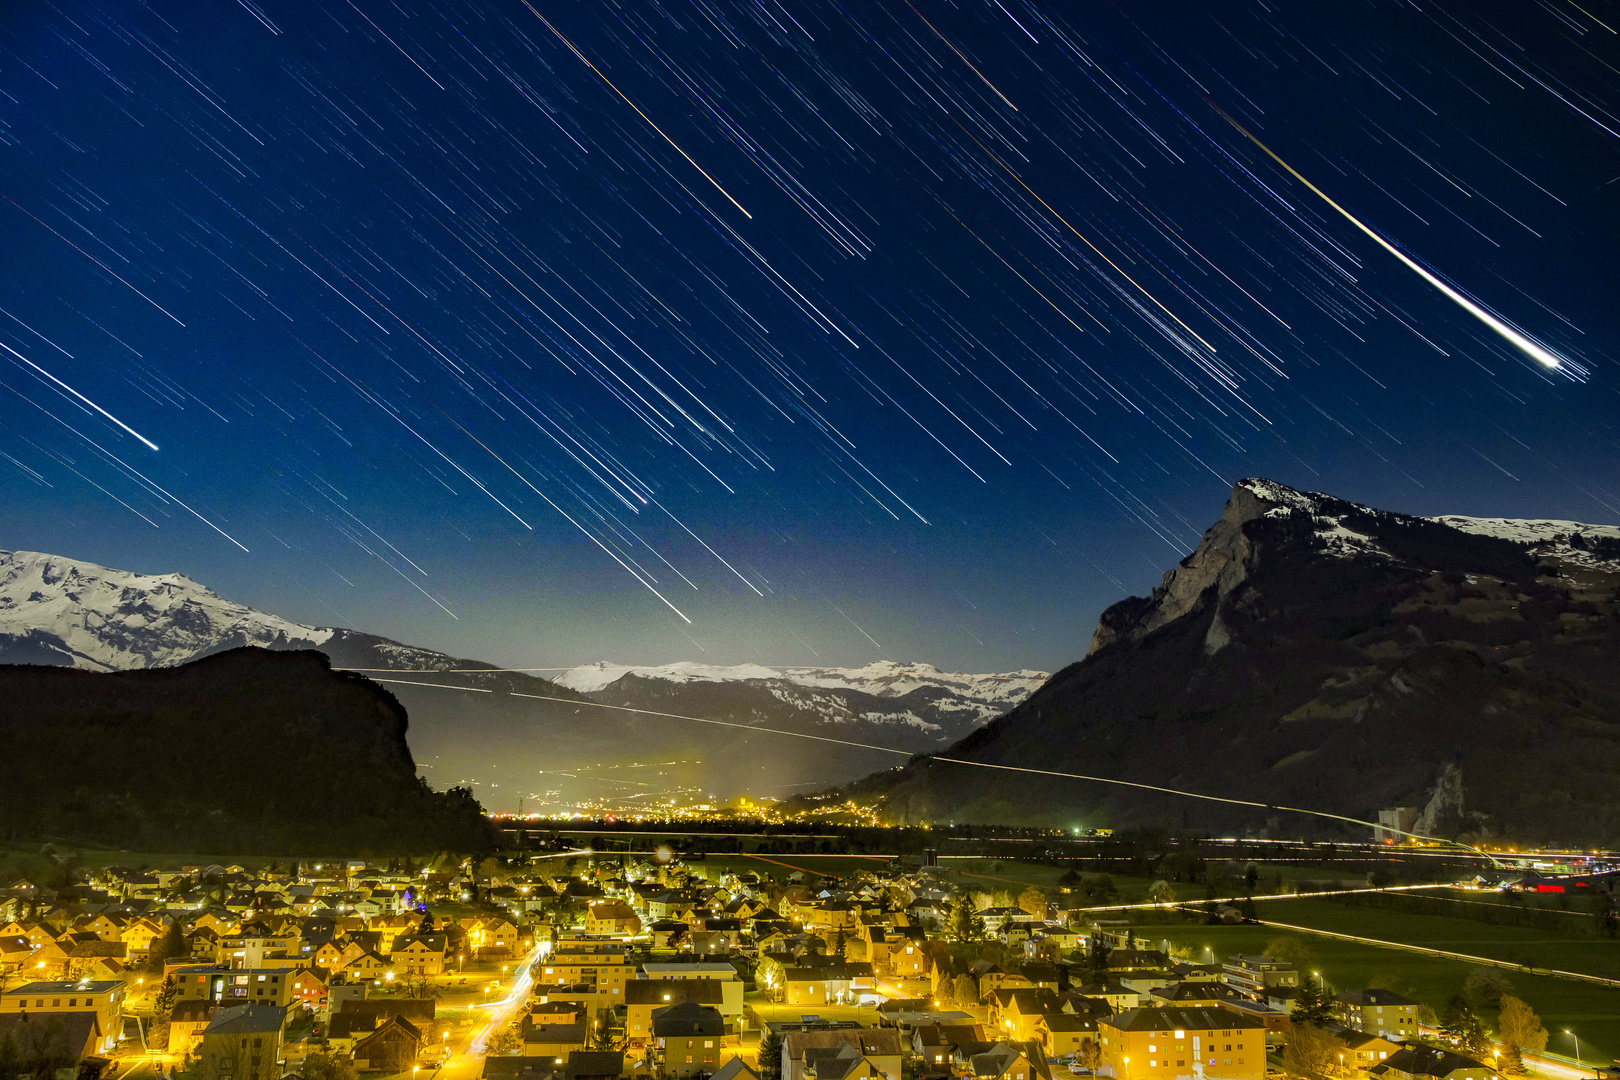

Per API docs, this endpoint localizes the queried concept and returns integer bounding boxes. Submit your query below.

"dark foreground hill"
[0,548,1043,806]
[0,647,493,854]
[836,479,1620,848]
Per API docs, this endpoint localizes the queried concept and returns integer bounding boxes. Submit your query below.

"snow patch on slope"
[1432,515,1620,572]
[0,549,331,671]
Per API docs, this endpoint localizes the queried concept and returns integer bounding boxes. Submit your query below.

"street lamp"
[1565,1030,1582,1074]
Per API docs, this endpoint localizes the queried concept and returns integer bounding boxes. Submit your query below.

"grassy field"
[1253,897,1620,980]
[1143,919,1620,1063]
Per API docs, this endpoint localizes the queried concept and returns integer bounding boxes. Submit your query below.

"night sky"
[3,0,1618,675]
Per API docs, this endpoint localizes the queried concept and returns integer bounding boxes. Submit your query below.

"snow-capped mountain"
[557,660,1048,723]
[0,549,332,670]
[847,478,1620,847]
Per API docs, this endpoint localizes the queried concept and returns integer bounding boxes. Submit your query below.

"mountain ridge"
[833,478,1620,846]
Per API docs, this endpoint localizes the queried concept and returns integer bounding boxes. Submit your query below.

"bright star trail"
[1,1,1617,672]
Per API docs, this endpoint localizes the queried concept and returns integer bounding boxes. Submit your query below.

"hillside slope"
[839,479,1620,847]
[0,648,492,853]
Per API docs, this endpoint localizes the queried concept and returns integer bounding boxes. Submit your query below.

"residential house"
[344,949,394,982]
[539,944,636,1005]
[1220,956,1297,1003]
[463,918,519,959]
[912,1024,988,1072]
[198,1003,287,1080]
[287,967,329,1007]
[641,964,745,1029]
[1068,983,1143,1013]
[1036,1014,1100,1060]
[522,1017,588,1060]
[168,999,218,1055]
[584,903,641,937]
[1148,984,1239,1009]
[650,1002,725,1078]
[1097,1007,1267,1080]
[353,1015,423,1072]
[966,1042,1050,1080]
[987,989,1059,1042]
[626,980,726,1042]
[1335,990,1418,1040]
[783,1029,903,1080]
[649,922,688,950]
[171,966,296,1007]
[1335,1027,1406,1071]
[391,933,448,976]
[0,936,34,975]
[1,979,125,1048]
[894,939,933,984]
[1376,1047,1495,1080]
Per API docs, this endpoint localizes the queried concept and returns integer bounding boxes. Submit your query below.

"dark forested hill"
[835,479,1620,848]
[0,647,493,854]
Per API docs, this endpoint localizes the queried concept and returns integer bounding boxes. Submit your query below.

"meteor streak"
[2,341,160,451]
[1212,104,1569,372]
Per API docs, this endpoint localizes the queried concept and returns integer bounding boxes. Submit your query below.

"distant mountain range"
[836,479,1620,847]
[0,549,1046,809]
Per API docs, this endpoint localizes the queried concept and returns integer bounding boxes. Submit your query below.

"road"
[433,940,548,1080]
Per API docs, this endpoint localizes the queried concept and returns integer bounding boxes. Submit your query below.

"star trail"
[1,0,1617,672]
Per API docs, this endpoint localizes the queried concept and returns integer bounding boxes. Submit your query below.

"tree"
[1495,995,1547,1074]
[1017,887,1047,918]
[148,921,186,972]
[952,974,980,1007]
[154,975,178,1025]
[1083,933,1111,977]
[1290,977,1335,1026]
[488,1027,523,1055]
[946,899,986,943]
[0,1030,21,1080]
[832,929,847,960]
[1440,995,1487,1056]
[1284,1023,1347,1079]
[1146,879,1176,905]
[1464,969,1512,1006]
[588,1009,625,1051]
[300,1052,358,1080]
[1076,1037,1101,1075]
[758,1031,784,1080]
[1262,936,1316,973]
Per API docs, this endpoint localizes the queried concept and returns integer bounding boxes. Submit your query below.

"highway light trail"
[370,678,1500,865]
[1211,102,1571,374]
[1253,915,1620,989]
[468,939,548,1055]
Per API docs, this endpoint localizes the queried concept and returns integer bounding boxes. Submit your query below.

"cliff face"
[0,647,493,854]
[841,480,1620,846]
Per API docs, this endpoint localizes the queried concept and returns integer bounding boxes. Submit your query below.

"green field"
[1255,897,1620,980]
[1142,918,1620,1063]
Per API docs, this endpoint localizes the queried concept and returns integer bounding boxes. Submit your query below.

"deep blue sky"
[2,0,1618,674]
